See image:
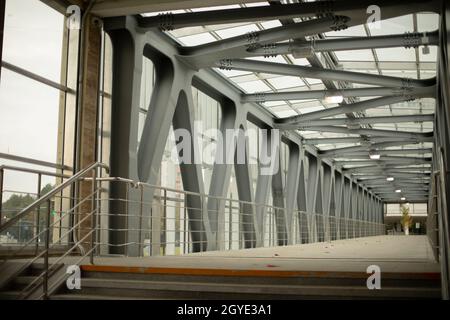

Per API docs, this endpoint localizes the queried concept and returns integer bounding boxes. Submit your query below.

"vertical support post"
[286,143,300,244]
[43,199,51,300]
[163,188,167,255]
[0,0,5,81]
[35,173,42,254]
[90,171,97,265]
[77,14,102,253]
[0,167,4,228]
[138,184,143,257]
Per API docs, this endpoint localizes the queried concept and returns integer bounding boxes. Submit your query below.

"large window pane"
[0,69,60,163]
[3,0,65,83]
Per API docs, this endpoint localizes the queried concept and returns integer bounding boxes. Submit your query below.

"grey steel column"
[106,20,145,255]
[0,0,5,81]
[271,137,287,246]
[234,123,257,249]
[285,143,301,244]
[297,158,308,243]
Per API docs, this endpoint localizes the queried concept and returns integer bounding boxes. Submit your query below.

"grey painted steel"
[271,136,287,245]
[275,96,428,125]
[276,114,434,129]
[243,88,435,103]
[320,139,434,157]
[294,126,433,139]
[133,0,438,29]
[179,17,344,68]
[215,59,436,88]
[285,143,300,244]
[103,14,397,254]
[247,31,439,56]
[325,149,433,158]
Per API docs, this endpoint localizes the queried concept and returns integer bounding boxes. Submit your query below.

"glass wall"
[0,0,76,241]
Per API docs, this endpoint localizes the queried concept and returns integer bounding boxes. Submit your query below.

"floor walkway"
[80,235,439,274]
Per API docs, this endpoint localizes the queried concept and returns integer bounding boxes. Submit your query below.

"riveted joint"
[219,59,233,70]
[158,12,174,31]
[254,92,266,103]
[246,31,260,49]
[330,15,350,31]
[262,43,277,58]
[316,0,335,18]
[403,32,421,48]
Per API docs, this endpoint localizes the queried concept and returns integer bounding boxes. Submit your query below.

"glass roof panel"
[235,80,271,93]
[178,32,216,46]
[266,76,305,89]
[334,50,374,61]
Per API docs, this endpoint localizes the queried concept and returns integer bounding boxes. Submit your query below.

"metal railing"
[90,177,385,257]
[0,162,109,299]
[0,163,385,299]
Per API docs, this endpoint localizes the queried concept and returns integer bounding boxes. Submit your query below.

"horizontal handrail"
[0,165,71,179]
[0,162,109,233]
[0,152,71,171]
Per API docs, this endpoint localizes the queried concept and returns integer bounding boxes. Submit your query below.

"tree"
[1,184,54,240]
[400,205,413,235]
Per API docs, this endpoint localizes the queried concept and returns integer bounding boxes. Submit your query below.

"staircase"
[0,262,66,300]
[38,264,442,300]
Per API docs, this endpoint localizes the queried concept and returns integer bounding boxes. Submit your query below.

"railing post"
[228,198,232,250]
[163,188,167,255]
[90,171,97,265]
[138,184,143,257]
[43,199,51,300]
[0,167,3,228]
[35,173,42,255]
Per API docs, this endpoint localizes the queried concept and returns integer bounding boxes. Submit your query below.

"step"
[61,277,441,299]
[0,290,22,300]
[81,270,440,288]
[50,293,187,300]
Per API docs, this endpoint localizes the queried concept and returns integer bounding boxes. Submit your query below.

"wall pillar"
[77,14,102,251]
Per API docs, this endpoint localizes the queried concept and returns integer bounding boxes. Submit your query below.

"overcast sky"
[0,0,65,196]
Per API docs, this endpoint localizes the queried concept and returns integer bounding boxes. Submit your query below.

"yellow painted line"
[81,264,440,280]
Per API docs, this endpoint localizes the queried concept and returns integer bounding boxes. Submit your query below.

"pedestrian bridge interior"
[0,0,449,300]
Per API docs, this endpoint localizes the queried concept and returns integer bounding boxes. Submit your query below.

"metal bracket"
[254,92,266,103]
[246,31,260,49]
[262,43,277,58]
[316,0,335,18]
[218,59,233,70]
[158,12,174,31]
[403,32,421,48]
[330,15,349,32]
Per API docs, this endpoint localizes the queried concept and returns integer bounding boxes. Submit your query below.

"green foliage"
[2,183,54,221]
[400,205,413,228]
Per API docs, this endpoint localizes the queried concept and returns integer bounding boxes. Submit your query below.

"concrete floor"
[74,235,439,274]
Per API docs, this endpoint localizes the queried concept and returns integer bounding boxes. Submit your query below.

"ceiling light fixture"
[395,189,402,193]
[369,150,381,160]
[386,177,394,182]
[401,197,406,201]
[324,95,344,104]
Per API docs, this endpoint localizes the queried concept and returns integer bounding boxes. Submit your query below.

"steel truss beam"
[328,149,433,158]
[242,88,435,103]
[336,156,432,163]
[338,161,431,168]
[179,17,342,67]
[215,59,436,88]
[131,0,438,29]
[320,140,434,157]
[273,114,434,129]
[345,166,431,174]
[294,126,433,139]
[277,97,434,125]
[247,31,439,57]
